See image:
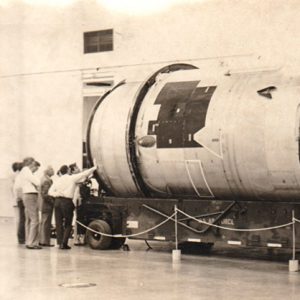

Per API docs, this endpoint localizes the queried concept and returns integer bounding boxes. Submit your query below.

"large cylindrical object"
[87,64,300,201]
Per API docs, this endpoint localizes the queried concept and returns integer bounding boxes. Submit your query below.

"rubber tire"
[109,237,126,250]
[85,220,112,250]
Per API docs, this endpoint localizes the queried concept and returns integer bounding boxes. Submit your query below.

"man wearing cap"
[49,160,97,249]
[19,157,41,249]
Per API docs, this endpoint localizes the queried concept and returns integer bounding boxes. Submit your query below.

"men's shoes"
[18,241,25,245]
[26,245,42,250]
[59,244,71,250]
[39,243,54,247]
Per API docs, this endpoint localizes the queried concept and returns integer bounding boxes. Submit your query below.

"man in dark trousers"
[49,161,97,249]
[39,166,55,247]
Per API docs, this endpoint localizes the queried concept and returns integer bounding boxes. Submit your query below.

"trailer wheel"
[85,220,112,250]
[109,237,126,249]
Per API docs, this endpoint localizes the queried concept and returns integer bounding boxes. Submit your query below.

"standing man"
[49,161,97,250]
[20,157,41,250]
[50,165,68,248]
[39,166,55,247]
[12,162,25,244]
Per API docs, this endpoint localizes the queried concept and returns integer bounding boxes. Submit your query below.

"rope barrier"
[176,208,294,232]
[293,217,300,224]
[76,205,295,241]
[77,205,300,269]
[142,204,207,234]
[76,211,176,238]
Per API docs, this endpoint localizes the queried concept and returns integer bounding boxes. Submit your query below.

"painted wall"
[1,0,300,216]
[0,1,83,216]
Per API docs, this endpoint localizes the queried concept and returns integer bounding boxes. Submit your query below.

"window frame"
[84,29,113,54]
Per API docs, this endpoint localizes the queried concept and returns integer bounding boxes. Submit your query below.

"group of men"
[12,157,97,250]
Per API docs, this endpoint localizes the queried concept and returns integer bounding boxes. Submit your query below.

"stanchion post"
[172,204,181,262]
[289,210,298,272]
[175,204,178,250]
[293,210,296,261]
[73,207,82,246]
[73,208,78,243]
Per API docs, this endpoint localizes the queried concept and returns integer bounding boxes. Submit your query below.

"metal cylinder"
[88,65,300,201]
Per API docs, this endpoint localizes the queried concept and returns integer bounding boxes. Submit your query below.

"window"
[84,29,113,53]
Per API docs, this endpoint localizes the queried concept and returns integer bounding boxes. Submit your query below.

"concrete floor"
[1,218,300,300]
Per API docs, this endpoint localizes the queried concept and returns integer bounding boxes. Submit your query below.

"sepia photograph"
[1,0,300,299]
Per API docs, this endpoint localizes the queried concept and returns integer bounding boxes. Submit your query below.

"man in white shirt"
[12,162,25,244]
[49,160,97,249]
[19,157,41,249]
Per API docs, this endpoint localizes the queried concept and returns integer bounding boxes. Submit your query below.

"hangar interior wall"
[1,0,300,216]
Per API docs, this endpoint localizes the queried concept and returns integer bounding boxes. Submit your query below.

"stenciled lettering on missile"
[148,81,217,148]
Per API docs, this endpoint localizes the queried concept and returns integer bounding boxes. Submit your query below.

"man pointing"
[49,160,97,249]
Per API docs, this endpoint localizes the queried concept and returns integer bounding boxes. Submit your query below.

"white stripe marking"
[267,243,282,248]
[227,240,242,245]
[126,221,139,229]
[187,238,202,243]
